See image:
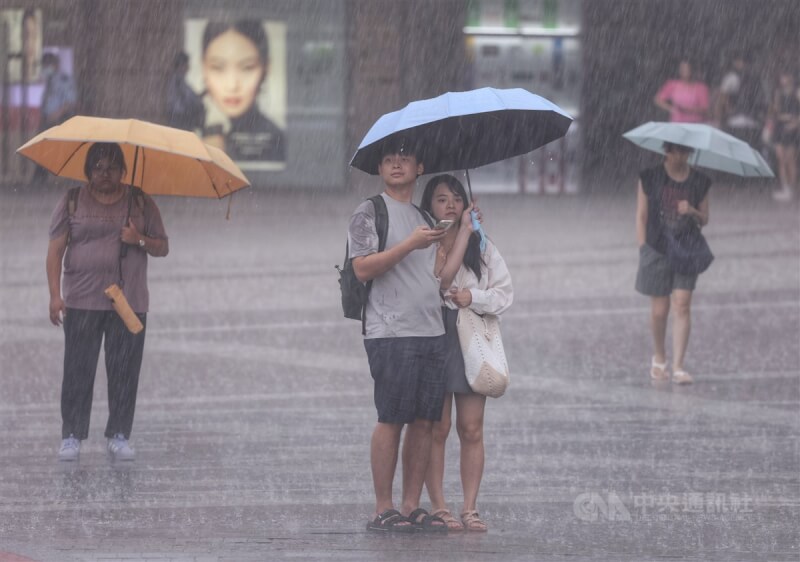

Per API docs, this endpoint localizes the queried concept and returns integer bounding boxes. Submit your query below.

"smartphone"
[433,219,454,230]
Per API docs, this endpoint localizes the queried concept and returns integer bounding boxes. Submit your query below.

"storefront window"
[464,0,582,193]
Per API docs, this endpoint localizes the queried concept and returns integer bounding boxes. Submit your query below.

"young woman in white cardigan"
[411,174,513,532]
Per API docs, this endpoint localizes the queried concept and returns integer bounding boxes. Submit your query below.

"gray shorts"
[364,335,447,424]
[635,243,698,296]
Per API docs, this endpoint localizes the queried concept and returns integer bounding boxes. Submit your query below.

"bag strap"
[412,203,434,228]
[361,194,389,335]
[65,186,80,246]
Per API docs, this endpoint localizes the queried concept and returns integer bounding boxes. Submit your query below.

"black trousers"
[61,308,146,440]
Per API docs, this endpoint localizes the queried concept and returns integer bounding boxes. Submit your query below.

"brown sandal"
[461,510,488,532]
[432,509,464,531]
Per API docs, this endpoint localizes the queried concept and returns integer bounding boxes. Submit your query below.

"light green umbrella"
[623,121,774,177]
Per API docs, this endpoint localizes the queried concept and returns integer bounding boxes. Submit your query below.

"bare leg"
[454,393,486,513]
[785,145,797,190]
[651,296,670,365]
[371,422,403,515]
[774,144,796,199]
[671,289,693,372]
[424,393,453,512]
[775,144,788,187]
[400,418,434,516]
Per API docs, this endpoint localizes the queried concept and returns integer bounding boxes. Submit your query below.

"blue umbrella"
[350,87,573,250]
[351,87,572,177]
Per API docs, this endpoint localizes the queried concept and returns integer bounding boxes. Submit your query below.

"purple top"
[49,186,168,313]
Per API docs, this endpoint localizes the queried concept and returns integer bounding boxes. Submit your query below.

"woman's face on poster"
[203,29,267,119]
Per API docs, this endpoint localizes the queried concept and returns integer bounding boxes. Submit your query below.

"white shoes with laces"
[107,433,135,461]
[58,435,81,461]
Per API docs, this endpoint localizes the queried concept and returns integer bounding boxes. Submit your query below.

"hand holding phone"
[433,219,454,231]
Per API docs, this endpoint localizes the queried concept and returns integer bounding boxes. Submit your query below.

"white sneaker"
[58,435,81,461]
[773,186,793,202]
[107,433,135,461]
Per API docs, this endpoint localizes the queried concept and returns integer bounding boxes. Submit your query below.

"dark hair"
[379,136,420,159]
[420,174,483,281]
[41,52,59,67]
[663,141,694,154]
[84,142,127,180]
[202,20,269,64]
[677,58,693,78]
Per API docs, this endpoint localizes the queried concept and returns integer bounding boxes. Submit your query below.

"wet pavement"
[0,180,798,561]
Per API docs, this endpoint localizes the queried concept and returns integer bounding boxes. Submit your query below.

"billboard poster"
[184,19,287,171]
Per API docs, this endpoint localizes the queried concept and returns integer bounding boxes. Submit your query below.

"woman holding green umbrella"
[635,142,711,385]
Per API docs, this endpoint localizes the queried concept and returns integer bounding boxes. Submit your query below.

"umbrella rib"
[55,141,89,177]
[203,160,224,199]
[140,148,146,188]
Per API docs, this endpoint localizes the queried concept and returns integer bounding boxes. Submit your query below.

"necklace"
[436,241,453,277]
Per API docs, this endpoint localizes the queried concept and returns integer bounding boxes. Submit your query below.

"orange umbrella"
[17,115,250,198]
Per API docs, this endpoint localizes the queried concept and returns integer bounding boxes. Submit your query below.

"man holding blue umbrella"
[348,87,572,531]
[348,136,456,532]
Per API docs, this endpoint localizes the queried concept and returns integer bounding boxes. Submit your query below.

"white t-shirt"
[348,193,444,339]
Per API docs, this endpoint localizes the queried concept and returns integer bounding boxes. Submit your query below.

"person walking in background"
[32,52,77,183]
[166,52,205,132]
[715,53,767,150]
[768,70,800,202]
[635,142,711,386]
[654,59,710,123]
[412,174,513,532]
[47,142,168,462]
[348,138,450,533]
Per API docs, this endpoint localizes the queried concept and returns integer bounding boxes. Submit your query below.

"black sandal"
[408,508,448,533]
[366,509,414,533]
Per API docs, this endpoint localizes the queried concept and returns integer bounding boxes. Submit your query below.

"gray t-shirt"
[348,193,444,339]
[49,186,168,313]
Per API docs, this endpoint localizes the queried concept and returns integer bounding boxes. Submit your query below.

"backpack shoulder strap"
[369,194,389,251]
[412,203,434,228]
[361,194,389,336]
[65,186,81,246]
[67,186,80,217]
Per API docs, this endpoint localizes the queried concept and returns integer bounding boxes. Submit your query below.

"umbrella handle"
[465,171,486,253]
[117,147,140,278]
[471,209,486,253]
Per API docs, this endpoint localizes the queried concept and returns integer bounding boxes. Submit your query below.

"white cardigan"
[442,238,514,316]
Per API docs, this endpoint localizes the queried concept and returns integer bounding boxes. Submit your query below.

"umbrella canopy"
[623,121,774,178]
[350,87,573,175]
[17,116,250,197]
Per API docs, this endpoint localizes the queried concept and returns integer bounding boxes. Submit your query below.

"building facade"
[1,0,798,190]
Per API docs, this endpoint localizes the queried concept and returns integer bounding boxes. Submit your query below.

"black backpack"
[336,195,388,336]
[336,194,432,335]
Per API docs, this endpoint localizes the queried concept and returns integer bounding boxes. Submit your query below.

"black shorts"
[364,335,447,424]
[635,243,698,296]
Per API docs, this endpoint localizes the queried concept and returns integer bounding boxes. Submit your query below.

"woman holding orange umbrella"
[47,142,168,463]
